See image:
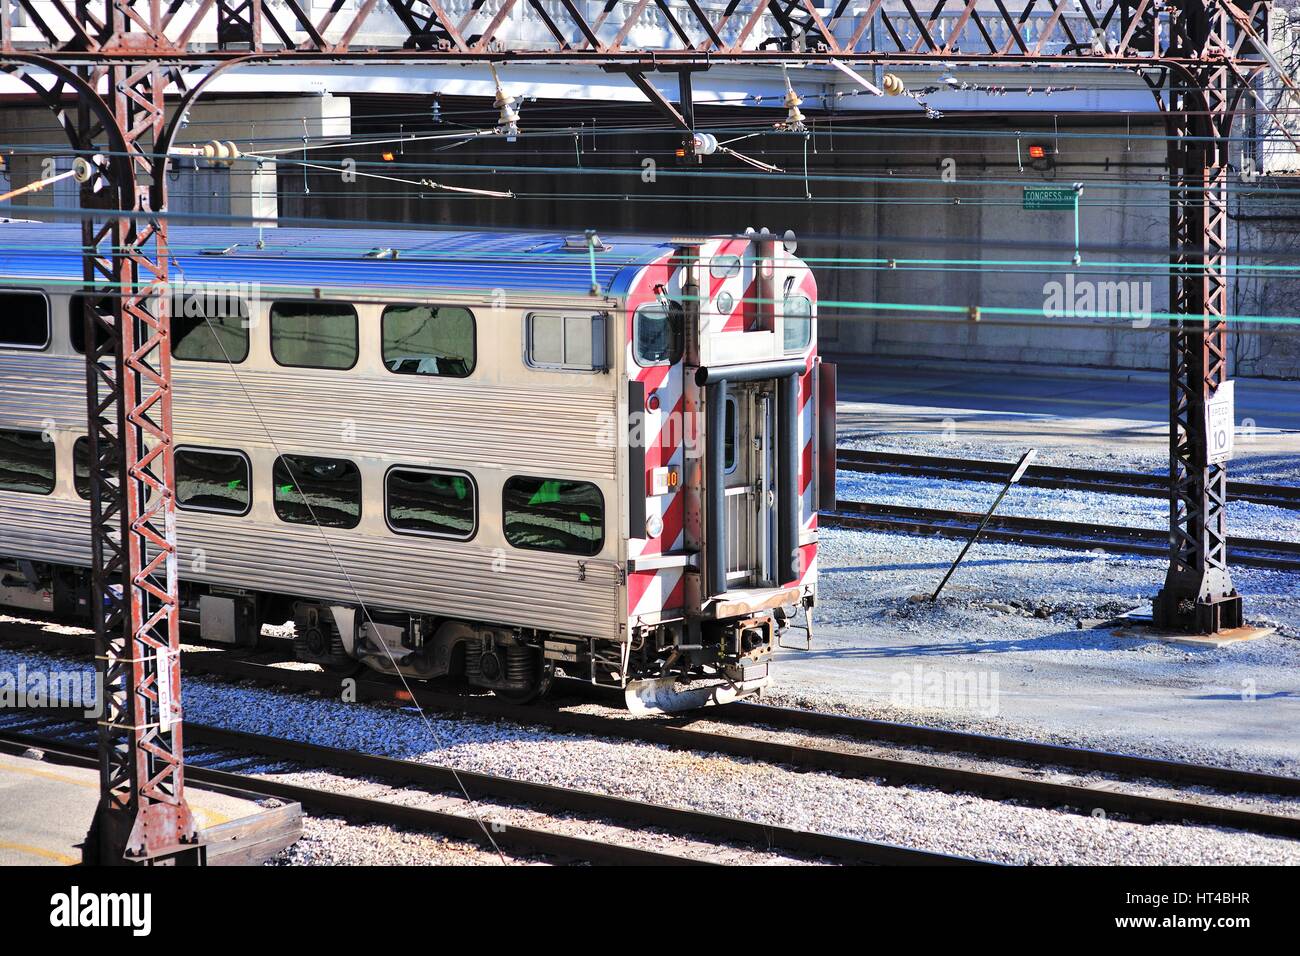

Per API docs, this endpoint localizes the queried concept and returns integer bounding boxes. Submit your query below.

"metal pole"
[1153,4,1246,635]
[930,450,1037,602]
[67,9,199,865]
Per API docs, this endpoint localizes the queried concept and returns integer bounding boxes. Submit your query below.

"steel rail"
[710,702,1300,797]
[0,703,980,865]
[0,726,706,866]
[822,500,1300,572]
[835,448,1300,511]
[5,624,1299,839]
[0,628,987,864]
[558,681,1300,798]
[180,722,986,865]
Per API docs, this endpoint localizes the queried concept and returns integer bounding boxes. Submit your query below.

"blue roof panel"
[0,222,677,298]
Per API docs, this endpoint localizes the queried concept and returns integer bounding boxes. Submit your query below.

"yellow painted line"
[0,839,78,865]
[5,754,240,829]
[0,758,97,789]
[193,805,232,828]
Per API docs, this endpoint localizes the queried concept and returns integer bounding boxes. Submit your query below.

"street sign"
[1206,380,1236,464]
[1023,186,1076,210]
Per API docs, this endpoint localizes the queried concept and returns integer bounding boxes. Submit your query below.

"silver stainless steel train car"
[0,222,834,712]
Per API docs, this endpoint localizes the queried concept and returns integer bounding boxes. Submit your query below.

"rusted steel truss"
[1151,2,1254,634]
[0,3,1273,863]
[0,0,1272,66]
[80,51,199,863]
[2,30,200,863]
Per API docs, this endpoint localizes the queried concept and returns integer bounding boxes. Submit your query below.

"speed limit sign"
[1205,380,1236,465]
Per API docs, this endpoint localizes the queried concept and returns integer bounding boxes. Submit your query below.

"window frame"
[724,395,739,475]
[523,311,608,373]
[271,453,363,530]
[173,445,253,517]
[709,255,742,280]
[170,295,252,365]
[0,428,56,497]
[269,299,361,372]
[502,474,606,557]
[69,293,113,356]
[782,294,814,353]
[383,465,479,541]
[0,289,51,351]
[632,300,684,368]
[73,435,91,500]
[380,303,477,379]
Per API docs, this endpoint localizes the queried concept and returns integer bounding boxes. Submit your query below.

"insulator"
[201,140,241,167]
[882,73,905,96]
[691,132,719,156]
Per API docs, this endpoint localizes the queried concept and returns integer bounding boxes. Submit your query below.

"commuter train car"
[0,222,833,712]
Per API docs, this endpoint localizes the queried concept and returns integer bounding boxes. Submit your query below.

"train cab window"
[385,468,477,539]
[172,290,250,363]
[709,255,742,279]
[0,429,55,495]
[633,300,683,367]
[175,448,251,515]
[273,454,361,529]
[73,436,91,499]
[381,305,475,378]
[503,476,604,556]
[0,291,50,349]
[270,302,359,370]
[525,312,607,372]
[783,295,813,352]
[69,295,113,355]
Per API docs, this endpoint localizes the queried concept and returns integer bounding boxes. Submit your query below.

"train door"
[722,384,777,589]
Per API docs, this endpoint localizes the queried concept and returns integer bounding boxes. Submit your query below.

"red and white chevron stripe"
[626,238,818,622]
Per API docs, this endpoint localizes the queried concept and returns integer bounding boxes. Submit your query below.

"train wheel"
[293,618,360,676]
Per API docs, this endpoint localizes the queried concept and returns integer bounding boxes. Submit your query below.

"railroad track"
[836,448,1300,511]
[0,629,983,866]
[5,623,1299,843]
[822,500,1300,572]
[0,722,702,866]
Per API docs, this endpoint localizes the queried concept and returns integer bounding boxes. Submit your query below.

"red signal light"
[1028,144,1047,160]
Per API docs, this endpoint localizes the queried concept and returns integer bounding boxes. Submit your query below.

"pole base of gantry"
[0,748,299,867]
[1152,587,1244,636]
[1112,610,1273,648]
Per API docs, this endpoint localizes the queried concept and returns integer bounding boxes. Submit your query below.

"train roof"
[0,221,683,298]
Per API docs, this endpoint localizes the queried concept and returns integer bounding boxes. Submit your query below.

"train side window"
[273,454,361,529]
[270,301,359,370]
[73,436,91,499]
[176,447,251,515]
[69,295,113,355]
[525,312,607,372]
[385,467,477,540]
[783,295,813,352]
[382,305,475,378]
[172,290,250,363]
[0,291,50,349]
[0,429,55,496]
[503,476,604,556]
[633,301,683,367]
